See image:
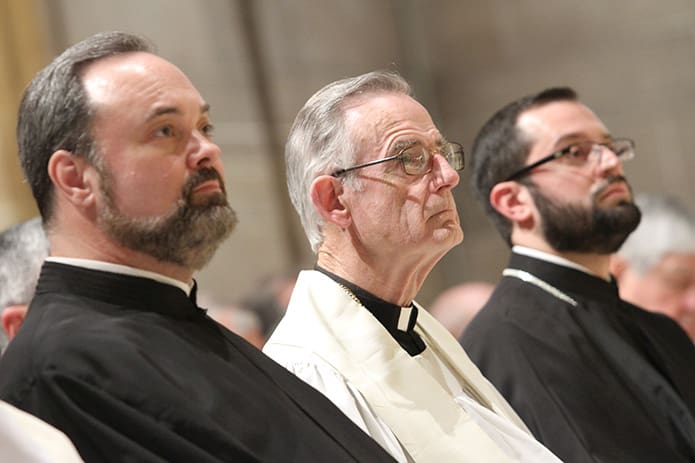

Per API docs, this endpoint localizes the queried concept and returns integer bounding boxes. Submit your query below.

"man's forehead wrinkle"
[343,104,383,153]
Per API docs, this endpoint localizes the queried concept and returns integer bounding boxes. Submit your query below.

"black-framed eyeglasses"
[504,138,636,182]
[330,142,465,178]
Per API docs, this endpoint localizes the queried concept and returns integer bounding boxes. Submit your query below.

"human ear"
[2,305,28,341]
[609,254,629,281]
[490,181,533,224]
[310,175,351,229]
[47,150,97,208]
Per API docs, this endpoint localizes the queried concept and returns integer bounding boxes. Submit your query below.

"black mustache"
[184,168,226,198]
[594,175,629,198]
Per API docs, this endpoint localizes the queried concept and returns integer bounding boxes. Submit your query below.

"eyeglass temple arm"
[504,150,566,181]
[330,154,400,178]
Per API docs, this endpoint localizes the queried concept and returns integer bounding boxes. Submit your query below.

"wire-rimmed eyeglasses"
[504,138,636,182]
[330,142,465,178]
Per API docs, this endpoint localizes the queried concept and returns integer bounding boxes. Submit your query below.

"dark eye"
[607,141,629,157]
[201,123,215,138]
[566,142,592,161]
[155,125,175,137]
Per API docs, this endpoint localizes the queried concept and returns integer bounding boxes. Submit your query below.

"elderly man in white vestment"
[263,71,562,462]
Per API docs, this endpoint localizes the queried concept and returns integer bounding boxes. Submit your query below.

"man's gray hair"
[618,193,695,274]
[0,217,49,348]
[285,70,412,253]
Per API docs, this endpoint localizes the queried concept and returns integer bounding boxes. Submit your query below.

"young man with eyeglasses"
[461,87,695,462]
[263,71,562,462]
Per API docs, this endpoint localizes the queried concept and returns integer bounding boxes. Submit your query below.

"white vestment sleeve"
[266,346,410,463]
[0,401,84,462]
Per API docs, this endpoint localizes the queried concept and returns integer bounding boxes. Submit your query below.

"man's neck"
[49,229,194,285]
[316,249,427,307]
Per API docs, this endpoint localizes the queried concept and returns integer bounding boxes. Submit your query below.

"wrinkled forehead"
[517,100,609,151]
[343,92,439,154]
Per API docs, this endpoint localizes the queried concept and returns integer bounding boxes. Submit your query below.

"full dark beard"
[98,167,238,270]
[529,176,641,254]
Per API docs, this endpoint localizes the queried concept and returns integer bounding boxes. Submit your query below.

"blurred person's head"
[0,218,49,348]
[206,303,265,350]
[18,31,236,283]
[429,282,494,339]
[611,194,695,338]
[241,273,297,338]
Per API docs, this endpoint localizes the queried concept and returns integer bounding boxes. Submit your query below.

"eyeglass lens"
[566,139,634,165]
[401,143,464,174]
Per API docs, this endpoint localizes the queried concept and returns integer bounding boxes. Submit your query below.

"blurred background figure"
[240,273,296,341]
[611,193,695,339]
[0,218,48,351]
[204,300,265,349]
[429,282,494,339]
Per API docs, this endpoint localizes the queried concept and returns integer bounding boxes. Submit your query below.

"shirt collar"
[46,257,193,296]
[315,266,426,356]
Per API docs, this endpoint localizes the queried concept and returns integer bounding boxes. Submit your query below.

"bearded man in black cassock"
[0,31,395,463]
[461,86,695,463]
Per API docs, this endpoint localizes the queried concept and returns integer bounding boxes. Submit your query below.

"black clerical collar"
[39,261,205,318]
[315,266,426,356]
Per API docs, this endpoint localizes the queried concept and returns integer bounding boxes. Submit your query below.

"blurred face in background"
[616,252,695,339]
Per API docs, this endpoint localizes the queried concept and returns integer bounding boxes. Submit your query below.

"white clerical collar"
[512,245,596,277]
[46,257,192,296]
[397,305,414,332]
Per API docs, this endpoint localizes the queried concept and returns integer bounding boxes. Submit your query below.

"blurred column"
[0,0,45,228]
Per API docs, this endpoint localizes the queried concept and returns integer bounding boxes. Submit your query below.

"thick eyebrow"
[145,103,211,122]
[553,131,612,149]
[389,138,417,154]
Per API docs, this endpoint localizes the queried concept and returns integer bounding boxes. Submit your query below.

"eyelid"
[391,139,418,155]
[154,124,175,137]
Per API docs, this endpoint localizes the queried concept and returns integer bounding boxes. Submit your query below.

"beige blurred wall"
[0,0,46,227]
[2,0,693,304]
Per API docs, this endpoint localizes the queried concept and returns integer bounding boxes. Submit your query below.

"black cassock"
[0,262,395,463]
[461,252,695,463]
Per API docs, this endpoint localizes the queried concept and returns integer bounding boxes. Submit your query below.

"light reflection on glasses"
[331,142,465,178]
[504,138,635,182]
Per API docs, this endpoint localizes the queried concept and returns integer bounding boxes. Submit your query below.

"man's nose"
[432,154,460,190]
[595,146,622,175]
[187,131,222,169]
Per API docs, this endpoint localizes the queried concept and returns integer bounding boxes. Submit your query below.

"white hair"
[0,217,49,309]
[618,193,695,274]
[0,217,49,349]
